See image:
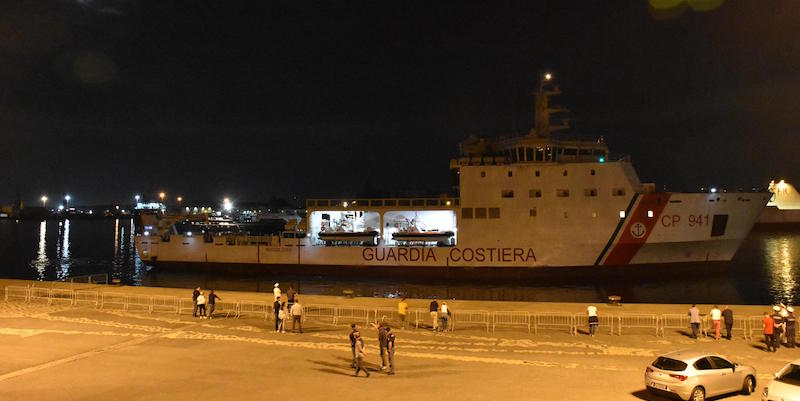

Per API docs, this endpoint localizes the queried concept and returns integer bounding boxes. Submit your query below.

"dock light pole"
[134,195,140,203]
[64,194,71,209]
[41,195,47,208]
[177,196,183,205]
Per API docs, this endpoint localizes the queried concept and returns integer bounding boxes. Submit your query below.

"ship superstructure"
[135,75,769,269]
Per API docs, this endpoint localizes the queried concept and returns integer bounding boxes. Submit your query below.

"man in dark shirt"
[386,327,396,375]
[349,324,358,368]
[378,323,388,369]
[207,290,221,319]
[192,287,200,318]
[771,306,784,350]
[429,298,439,332]
[722,306,734,340]
[273,296,282,332]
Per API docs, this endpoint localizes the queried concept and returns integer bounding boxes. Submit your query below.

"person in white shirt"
[290,298,303,333]
[273,283,281,301]
[711,305,722,340]
[587,305,599,336]
[196,291,207,319]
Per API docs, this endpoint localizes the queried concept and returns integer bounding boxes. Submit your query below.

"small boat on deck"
[392,230,455,245]
[319,230,379,245]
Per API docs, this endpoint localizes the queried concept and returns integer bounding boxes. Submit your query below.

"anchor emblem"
[630,222,646,239]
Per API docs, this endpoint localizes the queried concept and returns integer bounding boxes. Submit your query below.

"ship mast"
[533,72,569,138]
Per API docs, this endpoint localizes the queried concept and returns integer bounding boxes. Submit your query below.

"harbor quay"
[0,278,792,401]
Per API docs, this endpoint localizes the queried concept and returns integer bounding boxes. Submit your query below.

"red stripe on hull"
[603,193,671,265]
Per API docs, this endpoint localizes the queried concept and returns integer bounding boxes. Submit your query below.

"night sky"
[1,1,798,206]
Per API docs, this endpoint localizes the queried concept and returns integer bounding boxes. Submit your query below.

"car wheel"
[741,375,755,395]
[689,386,705,401]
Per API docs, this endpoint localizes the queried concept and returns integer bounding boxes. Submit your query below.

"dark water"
[1,218,799,304]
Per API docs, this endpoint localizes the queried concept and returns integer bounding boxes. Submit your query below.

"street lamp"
[177,196,183,204]
[64,194,71,209]
[134,195,140,203]
[41,195,48,208]
[159,192,166,202]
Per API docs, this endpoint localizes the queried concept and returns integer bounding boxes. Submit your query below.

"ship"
[135,74,769,269]
[758,180,800,224]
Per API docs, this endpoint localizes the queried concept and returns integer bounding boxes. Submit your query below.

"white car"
[762,359,800,401]
[645,350,756,401]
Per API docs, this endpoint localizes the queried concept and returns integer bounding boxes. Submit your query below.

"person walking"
[278,301,287,333]
[207,290,221,319]
[398,297,409,330]
[772,305,784,350]
[429,298,439,332]
[763,311,776,352]
[290,298,303,333]
[273,296,282,332]
[786,307,797,348]
[722,306,734,340]
[196,291,207,319]
[710,305,722,340]
[192,287,201,318]
[587,305,599,336]
[273,283,281,302]
[440,302,450,333]
[386,326,396,375]
[353,332,369,377]
[349,324,358,368]
[688,304,701,339]
[377,323,389,370]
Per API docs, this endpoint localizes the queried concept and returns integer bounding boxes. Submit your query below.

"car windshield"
[652,357,687,372]
[777,364,800,385]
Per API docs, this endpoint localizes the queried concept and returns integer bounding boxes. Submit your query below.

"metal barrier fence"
[50,289,75,306]
[702,315,749,340]
[210,301,238,318]
[237,300,269,320]
[334,306,370,325]
[451,310,490,332]
[29,287,52,304]
[5,286,29,302]
[659,314,695,337]
[373,307,403,326]
[492,311,531,333]
[574,314,615,336]
[302,304,336,324]
[412,308,435,329]
[74,290,99,307]
[125,294,153,312]
[151,295,179,314]
[101,292,127,310]
[67,273,109,285]
[618,313,659,336]
[179,298,195,315]
[534,312,575,335]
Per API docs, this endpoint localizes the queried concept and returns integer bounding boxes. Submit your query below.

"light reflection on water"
[2,220,799,304]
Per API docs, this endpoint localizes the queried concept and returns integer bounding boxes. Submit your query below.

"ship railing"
[50,288,75,306]
[210,301,238,318]
[101,292,127,310]
[74,290,99,308]
[5,286,30,302]
[618,313,659,336]
[334,306,371,325]
[451,310,490,332]
[533,312,575,335]
[702,315,749,340]
[303,304,336,324]
[29,287,53,304]
[573,314,615,336]
[126,294,153,312]
[151,295,179,314]
[237,300,269,320]
[659,314,699,337]
[492,311,531,334]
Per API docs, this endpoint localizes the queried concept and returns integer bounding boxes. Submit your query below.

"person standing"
[353,332,369,377]
[192,287,201,318]
[290,298,303,333]
[710,305,722,340]
[440,302,450,333]
[398,297,409,330]
[287,286,296,310]
[688,304,701,339]
[207,290,221,319]
[377,323,388,370]
[429,298,439,332]
[273,296,282,332]
[386,326,396,375]
[763,312,776,352]
[587,305,599,337]
[772,306,784,350]
[722,306,734,340]
[196,291,207,319]
[786,307,797,348]
[278,302,287,333]
[349,324,358,368]
[273,283,281,302]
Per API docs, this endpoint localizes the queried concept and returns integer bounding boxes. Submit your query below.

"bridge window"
[511,149,518,163]
[316,200,329,206]
[475,208,487,219]
[461,208,473,219]
[536,147,544,161]
[480,171,486,178]
[556,189,569,198]
[535,170,540,177]
[508,171,513,177]
[501,190,514,198]
[412,199,425,206]
[529,208,537,217]
[398,199,410,206]
[584,188,598,197]
[517,147,525,162]
[612,188,626,196]
[529,189,542,198]
[488,208,500,219]
[385,200,396,206]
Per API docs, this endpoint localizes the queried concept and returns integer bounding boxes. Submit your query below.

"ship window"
[475,208,487,219]
[535,170,540,177]
[556,189,569,197]
[612,188,626,196]
[536,147,545,161]
[511,149,518,163]
[590,169,595,176]
[711,214,728,237]
[461,208,473,219]
[399,199,410,206]
[501,190,514,198]
[529,189,542,198]
[488,208,500,218]
[426,199,438,206]
[508,171,513,177]
[412,199,425,206]
[529,208,537,217]
[563,148,577,156]
[584,188,597,197]
[317,200,329,206]
[480,171,486,178]
[619,210,626,219]
[518,147,525,162]
[526,147,534,161]
[563,170,568,176]
[385,200,396,206]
